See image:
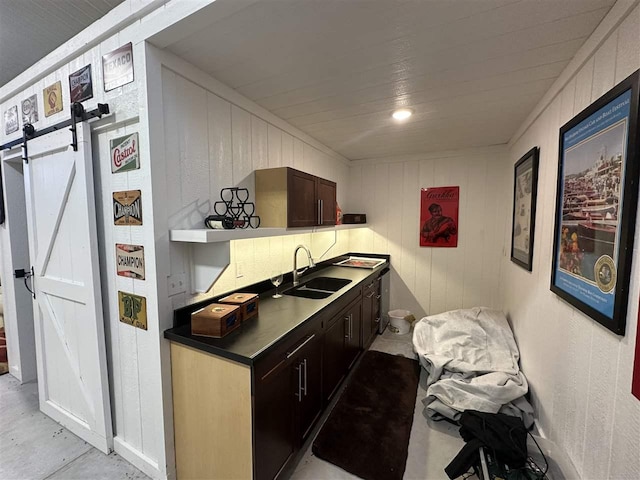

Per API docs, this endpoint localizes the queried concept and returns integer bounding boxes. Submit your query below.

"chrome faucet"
[293,245,316,286]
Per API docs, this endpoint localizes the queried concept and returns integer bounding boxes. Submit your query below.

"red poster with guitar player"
[420,186,459,247]
[633,299,640,401]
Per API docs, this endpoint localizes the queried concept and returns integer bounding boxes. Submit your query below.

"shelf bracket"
[188,241,231,293]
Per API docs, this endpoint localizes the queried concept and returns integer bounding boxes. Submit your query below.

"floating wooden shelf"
[169,224,367,244]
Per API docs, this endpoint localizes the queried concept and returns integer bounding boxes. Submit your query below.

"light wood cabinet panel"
[171,343,253,480]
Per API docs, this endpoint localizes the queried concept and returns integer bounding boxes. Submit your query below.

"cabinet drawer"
[254,315,322,383]
[323,287,362,328]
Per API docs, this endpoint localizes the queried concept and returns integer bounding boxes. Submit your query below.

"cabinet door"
[294,334,323,443]
[344,300,362,370]
[361,282,376,349]
[317,178,336,226]
[323,315,348,402]
[288,169,317,227]
[254,359,295,480]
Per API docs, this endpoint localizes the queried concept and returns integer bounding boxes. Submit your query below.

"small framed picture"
[551,69,639,335]
[510,147,539,271]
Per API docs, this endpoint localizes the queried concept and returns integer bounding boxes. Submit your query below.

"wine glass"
[270,270,284,298]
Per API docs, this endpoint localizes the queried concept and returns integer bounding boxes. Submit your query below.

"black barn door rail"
[0,103,110,225]
[0,103,110,158]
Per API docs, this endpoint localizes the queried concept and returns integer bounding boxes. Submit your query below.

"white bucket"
[388,309,411,335]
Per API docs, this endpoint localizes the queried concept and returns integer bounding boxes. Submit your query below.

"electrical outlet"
[167,273,186,297]
[236,262,244,278]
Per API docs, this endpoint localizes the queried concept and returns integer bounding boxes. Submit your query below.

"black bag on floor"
[445,410,528,479]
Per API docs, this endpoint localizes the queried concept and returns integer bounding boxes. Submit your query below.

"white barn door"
[23,124,113,453]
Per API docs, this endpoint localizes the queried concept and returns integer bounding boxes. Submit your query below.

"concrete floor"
[0,328,467,480]
[290,328,468,480]
[0,374,149,480]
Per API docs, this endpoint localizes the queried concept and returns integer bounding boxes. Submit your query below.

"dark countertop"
[164,262,388,365]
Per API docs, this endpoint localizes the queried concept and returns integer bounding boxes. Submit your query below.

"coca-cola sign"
[110,132,140,173]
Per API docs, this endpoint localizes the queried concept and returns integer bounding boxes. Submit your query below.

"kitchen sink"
[284,277,352,299]
[302,277,352,292]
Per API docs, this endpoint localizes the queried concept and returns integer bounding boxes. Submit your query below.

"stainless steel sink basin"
[284,277,352,299]
[302,277,352,292]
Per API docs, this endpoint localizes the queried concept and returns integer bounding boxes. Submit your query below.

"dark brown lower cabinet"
[323,297,362,403]
[170,272,382,480]
[254,328,323,480]
[361,277,381,349]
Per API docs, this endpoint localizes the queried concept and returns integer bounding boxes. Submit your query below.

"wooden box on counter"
[219,293,259,322]
[191,304,241,338]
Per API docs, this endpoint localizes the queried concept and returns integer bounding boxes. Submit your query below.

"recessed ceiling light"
[392,109,413,121]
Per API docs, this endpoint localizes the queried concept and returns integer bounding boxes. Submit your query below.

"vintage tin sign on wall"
[113,190,143,225]
[118,291,147,330]
[21,95,39,124]
[3,106,19,135]
[43,81,63,117]
[69,64,94,103]
[103,43,134,91]
[116,244,145,280]
[111,133,140,173]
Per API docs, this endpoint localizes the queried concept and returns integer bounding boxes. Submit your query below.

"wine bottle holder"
[210,187,261,229]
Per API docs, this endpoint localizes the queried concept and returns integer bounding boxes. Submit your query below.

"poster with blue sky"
[551,70,640,336]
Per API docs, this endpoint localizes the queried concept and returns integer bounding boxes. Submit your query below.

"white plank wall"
[160,65,351,306]
[0,6,197,478]
[501,4,640,478]
[348,147,509,319]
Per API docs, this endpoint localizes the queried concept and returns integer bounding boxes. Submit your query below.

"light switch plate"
[167,273,186,296]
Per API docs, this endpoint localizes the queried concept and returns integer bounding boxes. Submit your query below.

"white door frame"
[0,150,37,383]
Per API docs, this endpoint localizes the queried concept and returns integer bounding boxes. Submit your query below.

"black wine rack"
[212,187,260,229]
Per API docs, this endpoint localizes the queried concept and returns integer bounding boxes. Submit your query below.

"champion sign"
[113,190,143,225]
[116,244,145,280]
[111,133,140,173]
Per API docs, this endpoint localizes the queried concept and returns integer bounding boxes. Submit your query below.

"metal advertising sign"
[110,133,140,173]
[103,43,134,92]
[43,81,63,117]
[21,95,39,124]
[113,190,143,225]
[118,291,147,330]
[116,244,145,280]
[69,64,93,103]
[3,106,19,135]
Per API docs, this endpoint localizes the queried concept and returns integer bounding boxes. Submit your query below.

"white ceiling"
[0,0,125,89]
[166,0,615,160]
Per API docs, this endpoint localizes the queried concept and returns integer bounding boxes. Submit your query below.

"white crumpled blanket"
[412,307,533,427]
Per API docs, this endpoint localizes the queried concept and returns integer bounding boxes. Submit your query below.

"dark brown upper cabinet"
[255,167,336,228]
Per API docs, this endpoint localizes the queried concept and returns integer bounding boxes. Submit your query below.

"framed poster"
[420,186,459,247]
[511,147,539,271]
[551,69,640,335]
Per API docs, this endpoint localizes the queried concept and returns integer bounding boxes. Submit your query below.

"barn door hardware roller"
[0,103,110,159]
[14,267,35,299]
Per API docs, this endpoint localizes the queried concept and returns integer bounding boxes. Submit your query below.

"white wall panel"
[349,147,508,318]
[158,64,351,305]
[503,4,640,477]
